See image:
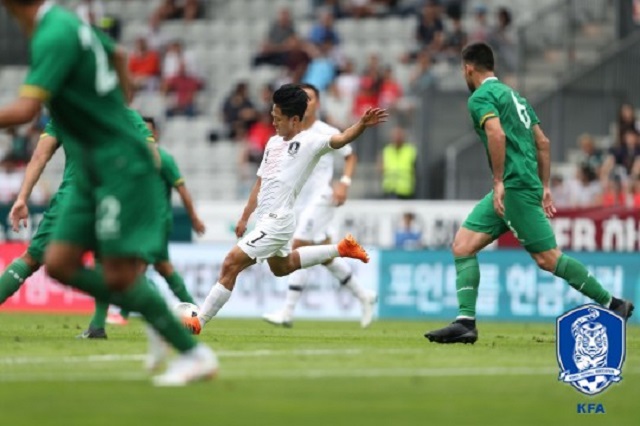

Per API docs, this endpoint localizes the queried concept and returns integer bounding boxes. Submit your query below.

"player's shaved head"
[273,84,308,121]
[462,42,495,72]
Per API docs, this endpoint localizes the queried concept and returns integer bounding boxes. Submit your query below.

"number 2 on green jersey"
[78,25,118,95]
[511,91,531,129]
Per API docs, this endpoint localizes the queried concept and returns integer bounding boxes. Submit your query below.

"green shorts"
[462,188,557,253]
[154,219,172,263]
[51,169,165,263]
[27,190,67,264]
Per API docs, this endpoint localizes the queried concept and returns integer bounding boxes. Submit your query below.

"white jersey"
[255,129,334,222]
[296,120,352,209]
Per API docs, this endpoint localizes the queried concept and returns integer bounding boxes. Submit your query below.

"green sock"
[69,268,196,352]
[455,256,480,318]
[0,259,35,304]
[166,271,195,304]
[554,254,611,306]
[90,301,109,329]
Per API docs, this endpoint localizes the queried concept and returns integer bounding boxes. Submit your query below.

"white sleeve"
[313,136,334,157]
[335,144,353,158]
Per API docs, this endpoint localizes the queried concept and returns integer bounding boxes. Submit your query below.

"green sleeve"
[526,102,540,126]
[43,120,57,139]
[127,109,155,142]
[468,92,499,129]
[160,150,184,188]
[22,26,78,101]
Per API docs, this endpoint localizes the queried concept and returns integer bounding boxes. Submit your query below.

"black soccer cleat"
[425,319,478,344]
[77,327,108,339]
[610,298,634,321]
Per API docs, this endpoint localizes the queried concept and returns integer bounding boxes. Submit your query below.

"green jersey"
[158,147,184,221]
[467,78,541,190]
[41,119,80,194]
[21,4,154,179]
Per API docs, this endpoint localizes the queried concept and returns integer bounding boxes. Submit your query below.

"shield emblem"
[556,304,625,395]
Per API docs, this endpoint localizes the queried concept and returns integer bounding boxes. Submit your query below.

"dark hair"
[10,0,43,4]
[298,83,320,101]
[461,42,495,72]
[273,84,308,120]
[498,7,512,27]
[142,116,156,129]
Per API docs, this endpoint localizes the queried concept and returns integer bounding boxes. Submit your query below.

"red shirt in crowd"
[165,75,203,109]
[128,50,161,77]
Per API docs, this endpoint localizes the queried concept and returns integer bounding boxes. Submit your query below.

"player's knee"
[533,253,557,273]
[102,258,143,292]
[220,255,242,280]
[270,258,297,277]
[44,253,72,284]
[452,239,474,257]
[154,262,173,277]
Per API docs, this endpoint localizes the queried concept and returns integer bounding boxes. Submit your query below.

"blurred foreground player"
[425,43,634,344]
[0,0,216,385]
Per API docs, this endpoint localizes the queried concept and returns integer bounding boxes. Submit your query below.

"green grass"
[0,313,638,426]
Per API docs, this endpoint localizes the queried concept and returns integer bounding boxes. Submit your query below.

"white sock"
[325,258,368,301]
[298,244,339,268]
[283,269,308,317]
[199,282,232,325]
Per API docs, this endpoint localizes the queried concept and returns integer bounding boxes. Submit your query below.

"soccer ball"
[174,302,201,335]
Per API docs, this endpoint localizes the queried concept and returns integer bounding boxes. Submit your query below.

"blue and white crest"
[556,304,625,395]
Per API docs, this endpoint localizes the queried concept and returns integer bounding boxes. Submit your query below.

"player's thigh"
[238,218,294,263]
[458,191,508,254]
[95,171,164,263]
[503,189,557,254]
[293,204,335,243]
[50,182,97,252]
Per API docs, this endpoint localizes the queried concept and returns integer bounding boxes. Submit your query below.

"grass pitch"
[0,313,637,426]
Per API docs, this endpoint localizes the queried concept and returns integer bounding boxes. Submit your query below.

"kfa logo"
[557,304,625,395]
[576,403,605,414]
[287,141,300,156]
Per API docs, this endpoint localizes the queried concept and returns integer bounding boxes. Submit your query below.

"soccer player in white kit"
[191,84,387,333]
[263,84,377,328]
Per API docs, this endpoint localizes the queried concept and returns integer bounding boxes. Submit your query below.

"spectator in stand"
[414,1,444,57]
[410,50,436,91]
[222,82,259,140]
[253,8,297,67]
[302,39,338,91]
[394,212,423,250]
[335,58,360,99]
[309,10,340,47]
[577,133,604,177]
[550,175,572,209]
[283,35,313,84]
[362,53,383,90]
[345,0,375,18]
[378,66,403,110]
[617,103,638,143]
[152,0,203,26]
[128,37,161,91]
[379,127,417,199]
[255,83,275,112]
[490,7,517,74]
[352,76,380,119]
[468,4,490,43]
[162,61,203,117]
[443,15,467,61]
[163,40,199,81]
[600,176,627,207]
[630,177,640,208]
[601,129,640,181]
[243,110,274,171]
[570,164,601,208]
[322,80,353,130]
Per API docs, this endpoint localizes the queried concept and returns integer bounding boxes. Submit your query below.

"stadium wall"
[2,242,638,324]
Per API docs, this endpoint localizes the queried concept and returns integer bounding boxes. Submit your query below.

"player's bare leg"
[264,238,377,328]
[0,252,40,304]
[530,248,634,320]
[425,228,493,344]
[199,234,369,330]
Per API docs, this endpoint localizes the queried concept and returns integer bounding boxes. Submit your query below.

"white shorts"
[293,202,336,243]
[238,214,294,263]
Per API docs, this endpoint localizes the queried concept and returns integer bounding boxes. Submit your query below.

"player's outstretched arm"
[10,134,59,231]
[176,184,206,236]
[329,108,388,149]
[113,46,133,104]
[236,177,262,238]
[532,124,556,218]
[485,117,506,217]
[0,98,42,128]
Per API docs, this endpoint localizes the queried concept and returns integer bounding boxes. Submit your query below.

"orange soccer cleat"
[337,234,370,263]
[183,316,202,335]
